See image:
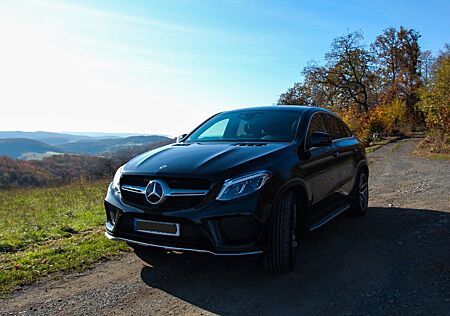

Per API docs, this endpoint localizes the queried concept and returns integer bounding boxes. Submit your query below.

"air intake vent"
[172,143,190,146]
[234,143,267,147]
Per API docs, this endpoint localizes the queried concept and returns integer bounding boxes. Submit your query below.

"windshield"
[185,110,303,143]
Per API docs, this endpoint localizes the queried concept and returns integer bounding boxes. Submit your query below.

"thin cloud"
[20,0,202,34]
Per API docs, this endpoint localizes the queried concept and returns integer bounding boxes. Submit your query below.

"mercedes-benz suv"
[104,106,369,272]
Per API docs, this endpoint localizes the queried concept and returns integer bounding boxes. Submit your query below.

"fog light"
[105,202,119,230]
[110,209,117,225]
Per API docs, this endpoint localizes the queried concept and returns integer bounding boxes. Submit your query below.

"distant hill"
[0,131,93,145]
[0,131,172,159]
[58,135,172,155]
[0,138,63,159]
[62,131,165,138]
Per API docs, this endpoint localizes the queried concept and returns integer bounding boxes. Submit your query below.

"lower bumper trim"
[105,231,263,256]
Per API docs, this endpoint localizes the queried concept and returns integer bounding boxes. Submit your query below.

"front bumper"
[105,231,262,255]
[104,183,272,255]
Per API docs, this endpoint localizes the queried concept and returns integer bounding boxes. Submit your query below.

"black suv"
[104,106,368,272]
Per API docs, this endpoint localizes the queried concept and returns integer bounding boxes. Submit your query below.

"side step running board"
[309,203,350,231]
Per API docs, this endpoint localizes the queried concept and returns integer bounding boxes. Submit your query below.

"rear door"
[324,114,357,198]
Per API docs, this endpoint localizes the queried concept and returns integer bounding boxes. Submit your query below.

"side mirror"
[176,134,188,143]
[309,132,332,148]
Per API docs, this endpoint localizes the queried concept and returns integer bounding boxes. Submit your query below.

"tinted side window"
[307,113,327,143]
[325,114,346,140]
[339,120,353,137]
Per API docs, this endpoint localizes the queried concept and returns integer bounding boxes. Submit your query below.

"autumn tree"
[279,31,378,114]
[372,27,423,124]
[278,64,339,107]
[278,27,437,141]
[278,82,313,105]
[371,27,402,101]
[418,44,450,137]
[420,50,434,83]
[323,31,377,112]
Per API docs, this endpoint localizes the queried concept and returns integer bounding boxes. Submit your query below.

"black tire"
[347,170,369,217]
[263,191,298,273]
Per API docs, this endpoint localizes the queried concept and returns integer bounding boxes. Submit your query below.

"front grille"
[121,175,210,190]
[120,175,211,211]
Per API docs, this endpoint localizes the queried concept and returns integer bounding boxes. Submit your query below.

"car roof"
[222,105,331,115]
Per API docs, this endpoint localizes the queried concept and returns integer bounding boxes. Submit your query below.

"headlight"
[216,170,271,201]
[112,165,124,193]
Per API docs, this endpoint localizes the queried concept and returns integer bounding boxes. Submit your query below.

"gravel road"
[1,138,449,315]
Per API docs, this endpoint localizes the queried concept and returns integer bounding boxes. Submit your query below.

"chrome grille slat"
[121,185,208,197]
[121,185,146,194]
[166,189,208,196]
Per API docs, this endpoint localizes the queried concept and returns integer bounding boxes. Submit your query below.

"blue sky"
[0,0,449,136]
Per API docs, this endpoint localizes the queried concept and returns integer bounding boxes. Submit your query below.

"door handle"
[332,151,340,157]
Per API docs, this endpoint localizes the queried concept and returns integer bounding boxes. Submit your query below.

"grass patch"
[0,230,129,295]
[427,153,450,160]
[366,136,405,154]
[0,181,110,252]
[0,181,130,295]
[366,145,382,153]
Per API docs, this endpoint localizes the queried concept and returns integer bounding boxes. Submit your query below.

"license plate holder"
[134,219,180,236]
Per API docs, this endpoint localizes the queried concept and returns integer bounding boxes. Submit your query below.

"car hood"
[124,142,293,180]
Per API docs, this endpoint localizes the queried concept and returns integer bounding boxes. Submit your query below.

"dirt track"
[1,138,449,315]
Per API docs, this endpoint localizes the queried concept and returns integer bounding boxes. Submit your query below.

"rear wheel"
[263,191,298,273]
[348,170,369,216]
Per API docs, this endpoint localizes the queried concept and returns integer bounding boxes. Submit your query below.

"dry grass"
[414,136,450,160]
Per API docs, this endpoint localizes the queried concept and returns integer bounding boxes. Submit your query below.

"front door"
[304,113,341,222]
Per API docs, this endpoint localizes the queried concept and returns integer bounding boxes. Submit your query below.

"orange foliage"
[334,99,408,144]
[334,106,370,142]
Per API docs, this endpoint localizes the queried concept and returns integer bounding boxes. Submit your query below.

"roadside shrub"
[333,99,409,145]
[367,99,408,136]
[416,134,450,155]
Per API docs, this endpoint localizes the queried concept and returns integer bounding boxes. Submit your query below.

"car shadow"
[136,207,450,315]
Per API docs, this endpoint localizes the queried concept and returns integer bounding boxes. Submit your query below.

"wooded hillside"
[0,140,173,188]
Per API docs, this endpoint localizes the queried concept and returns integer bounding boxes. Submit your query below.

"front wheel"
[263,191,298,273]
[347,170,369,216]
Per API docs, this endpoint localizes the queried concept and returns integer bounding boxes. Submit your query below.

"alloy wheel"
[359,173,368,211]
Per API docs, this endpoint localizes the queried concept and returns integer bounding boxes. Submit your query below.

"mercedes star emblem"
[145,180,167,205]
